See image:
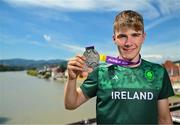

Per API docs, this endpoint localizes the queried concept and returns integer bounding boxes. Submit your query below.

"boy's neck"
[118,54,141,67]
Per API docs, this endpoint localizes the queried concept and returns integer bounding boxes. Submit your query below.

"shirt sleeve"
[80,67,98,98]
[158,68,175,100]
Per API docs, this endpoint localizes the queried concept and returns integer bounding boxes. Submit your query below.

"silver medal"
[83,46,100,69]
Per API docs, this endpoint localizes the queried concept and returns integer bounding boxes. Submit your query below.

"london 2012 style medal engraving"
[83,46,100,70]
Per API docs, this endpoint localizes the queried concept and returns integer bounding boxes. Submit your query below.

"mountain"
[0,58,67,69]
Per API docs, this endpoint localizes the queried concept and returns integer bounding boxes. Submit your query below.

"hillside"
[174,60,180,64]
[0,58,67,70]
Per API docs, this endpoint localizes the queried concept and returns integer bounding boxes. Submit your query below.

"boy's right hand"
[67,55,87,80]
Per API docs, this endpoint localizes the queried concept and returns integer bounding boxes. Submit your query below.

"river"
[0,71,96,124]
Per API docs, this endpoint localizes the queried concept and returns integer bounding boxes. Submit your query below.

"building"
[163,60,180,83]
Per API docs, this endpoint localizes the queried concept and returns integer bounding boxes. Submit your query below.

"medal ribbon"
[100,54,141,66]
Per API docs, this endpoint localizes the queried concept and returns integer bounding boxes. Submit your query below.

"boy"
[64,10,174,124]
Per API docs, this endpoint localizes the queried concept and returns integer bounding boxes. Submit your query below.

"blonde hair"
[113,10,144,34]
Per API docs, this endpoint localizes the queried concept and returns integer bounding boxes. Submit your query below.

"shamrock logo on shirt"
[145,70,154,82]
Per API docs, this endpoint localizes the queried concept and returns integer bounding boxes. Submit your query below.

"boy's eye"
[117,34,127,38]
[131,33,141,37]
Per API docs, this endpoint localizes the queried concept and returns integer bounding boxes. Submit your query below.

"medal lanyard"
[100,54,141,66]
[83,46,141,68]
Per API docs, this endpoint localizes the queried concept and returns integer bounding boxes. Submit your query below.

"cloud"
[156,0,180,16]
[0,0,158,19]
[42,34,84,53]
[142,41,180,63]
[4,0,180,21]
[0,32,46,49]
[61,43,84,52]
[3,0,96,11]
[47,42,84,53]
[143,54,163,59]
[145,16,173,31]
[2,0,151,11]
[30,41,44,46]
[32,10,71,22]
[43,34,51,42]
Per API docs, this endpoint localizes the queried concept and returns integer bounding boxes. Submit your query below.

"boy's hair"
[113,10,144,34]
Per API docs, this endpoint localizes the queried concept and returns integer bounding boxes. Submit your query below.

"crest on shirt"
[145,70,154,82]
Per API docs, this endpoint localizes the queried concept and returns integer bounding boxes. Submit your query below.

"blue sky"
[0,0,180,63]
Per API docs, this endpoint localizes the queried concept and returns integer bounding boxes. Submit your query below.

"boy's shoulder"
[142,59,165,72]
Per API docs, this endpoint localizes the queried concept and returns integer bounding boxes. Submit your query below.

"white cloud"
[30,41,44,46]
[156,0,180,16]
[0,32,47,48]
[32,10,71,22]
[61,43,84,53]
[41,34,84,53]
[143,54,163,59]
[43,34,51,42]
[142,41,180,63]
[49,42,85,54]
[2,0,151,10]
[4,1,180,13]
[145,16,173,31]
[3,0,96,11]
[4,0,180,21]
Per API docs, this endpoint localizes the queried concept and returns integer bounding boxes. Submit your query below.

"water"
[0,71,96,124]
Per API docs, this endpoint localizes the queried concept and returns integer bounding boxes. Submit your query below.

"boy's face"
[113,28,145,61]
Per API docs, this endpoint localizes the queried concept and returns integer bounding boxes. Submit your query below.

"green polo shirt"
[80,59,174,124]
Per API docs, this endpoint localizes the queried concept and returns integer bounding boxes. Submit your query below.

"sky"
[0,0,180,63]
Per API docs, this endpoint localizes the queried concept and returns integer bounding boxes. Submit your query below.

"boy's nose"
[124,37,133,47]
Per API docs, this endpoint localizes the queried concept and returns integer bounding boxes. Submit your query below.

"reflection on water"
[0,71,96,124]
[0,117,10,124]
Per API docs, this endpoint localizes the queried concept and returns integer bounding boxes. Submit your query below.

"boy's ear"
[142,32,146,43]
[113,35,117,45]
[113,35,115,41]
